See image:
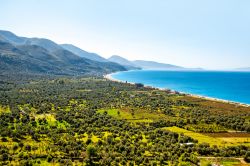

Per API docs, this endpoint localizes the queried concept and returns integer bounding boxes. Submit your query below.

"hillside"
[108,55,185,70]
[0,30,201,74]
[0,30,126,76]
[108,55,140,70]
[61,44,107,62]
[133,60,184,70]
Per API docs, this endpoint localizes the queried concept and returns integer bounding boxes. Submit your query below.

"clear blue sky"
[1,0,250,69]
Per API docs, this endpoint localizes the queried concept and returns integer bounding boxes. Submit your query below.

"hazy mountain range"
[0,30,201,76]
[61,44,108,62]
[0,30,125,76]
[235,67,250,71]
[108,55,203,71]
[108,55,140,70]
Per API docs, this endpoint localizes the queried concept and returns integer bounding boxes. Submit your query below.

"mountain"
[132,60,184,70]
[61,44,107,62]
[108,55,140,70]
[0,41,62,75]
[0,29,201,77]
[0,30,126,76]
[108,55,185,70]
[0,30,64,53]
[0,30,27,45]
[0,30,105,59]
[25,38,62,52]
[0,30,109,63]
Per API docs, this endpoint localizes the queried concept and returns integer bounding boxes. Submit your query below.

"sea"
[110,70,250,105]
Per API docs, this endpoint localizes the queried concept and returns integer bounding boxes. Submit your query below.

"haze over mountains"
[61,44,108,62]
[235,67,250,71]
[108,55,139,70]
[108,55,202,70]
[0,30,200,77]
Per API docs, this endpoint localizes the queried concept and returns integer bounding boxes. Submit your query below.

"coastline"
[104,73,123,83]
[104,72,250,108]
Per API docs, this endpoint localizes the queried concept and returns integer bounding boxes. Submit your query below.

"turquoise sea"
[111,70,250,104]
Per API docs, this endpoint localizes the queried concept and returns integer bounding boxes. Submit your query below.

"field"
[179,95,250,116]
[165,126,250,147]
[200,158,245,166]
[97,108,170,122]
[0,77,249,165]
[203,132,250,137]
[0,105,10,114]
[97,108,250,147]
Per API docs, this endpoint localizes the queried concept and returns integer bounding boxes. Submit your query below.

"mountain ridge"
[132,60,184,70]
[235,67,250,71]
[61,44,107,62]
[108,55,188,70]
[0,30,126,76]
[108,55,140,70]
[0,29,204,77]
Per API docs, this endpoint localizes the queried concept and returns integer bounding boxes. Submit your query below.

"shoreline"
[104,73,124,83]
[104,72,250,108]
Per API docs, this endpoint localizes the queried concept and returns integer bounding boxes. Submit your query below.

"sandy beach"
[104,73,121,82]
[104,73,135,84]
[104,72,250,108]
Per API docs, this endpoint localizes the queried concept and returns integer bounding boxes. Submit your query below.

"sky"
[0,0,250,69]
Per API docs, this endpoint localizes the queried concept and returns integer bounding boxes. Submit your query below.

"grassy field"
[165,126,250,147]
[98,109,250,147]
[97,108,173,122]
[200,158,243,166]
[98,108,133,119]
[0,105,10,114]
[179,96,250,116]
[203,132,250,137]
[35,113,57,126]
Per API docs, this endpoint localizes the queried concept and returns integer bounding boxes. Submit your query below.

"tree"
[1,137,7,142]
[2,153,8,161]
[244,151,250,163]
[86,138,92,145]
[86,145,97,163]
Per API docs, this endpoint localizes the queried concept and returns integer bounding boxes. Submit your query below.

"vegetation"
[165,126,250,146]
[0,30,126,76]
[0,77,249,165]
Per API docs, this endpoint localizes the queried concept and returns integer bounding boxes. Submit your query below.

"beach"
[104,72,250,108]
